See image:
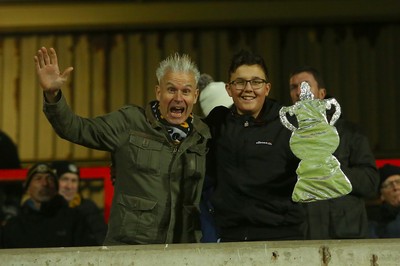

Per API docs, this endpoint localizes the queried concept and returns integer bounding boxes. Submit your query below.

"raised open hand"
[34,47,73,99]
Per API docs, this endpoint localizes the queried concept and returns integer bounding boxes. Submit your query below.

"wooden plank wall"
[0,24,399,164]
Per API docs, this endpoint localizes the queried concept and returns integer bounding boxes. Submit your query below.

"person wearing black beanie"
[51,161,80,204]
[377,164,400,208]
[51,160,107,246]
[378,164,400,195]
[2,162,96,248]
[22,163,58,209]
[367,164,400,238]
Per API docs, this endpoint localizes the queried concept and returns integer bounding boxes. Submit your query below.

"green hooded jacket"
[43,93,211,245]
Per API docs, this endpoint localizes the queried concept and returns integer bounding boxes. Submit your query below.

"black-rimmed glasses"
[229,78,267,91]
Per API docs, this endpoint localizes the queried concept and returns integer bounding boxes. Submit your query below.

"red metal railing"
[1,159,400,223]
[375,159,400,167]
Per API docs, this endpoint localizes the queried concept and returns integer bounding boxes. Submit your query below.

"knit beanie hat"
[24,163,57,191]
[379,164,400,187]
[199,81,233,116]
[51,161,80,180]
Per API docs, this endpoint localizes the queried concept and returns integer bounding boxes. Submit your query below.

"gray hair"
[156,53,200,85]
[198,73,214,91]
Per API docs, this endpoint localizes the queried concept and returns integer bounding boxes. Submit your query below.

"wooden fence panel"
[376,26,399,155]
[198,31,217,79]
[36,35,56,160]
[144,33,162,105]
[54,35,74,159]
[1,38,18,143]
[255,28,281,101]
[109,34,127,112]
[127,33,146,108]
[19,36,38,160]
[72,36,91,159]
[90,35,108,159]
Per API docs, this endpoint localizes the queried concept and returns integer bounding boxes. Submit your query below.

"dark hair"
[227,50,269,81]
[289,65,325,88]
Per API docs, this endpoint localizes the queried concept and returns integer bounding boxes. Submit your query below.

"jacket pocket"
[184,144,208,179]
[117,194,159,244]
[129,134,163,176]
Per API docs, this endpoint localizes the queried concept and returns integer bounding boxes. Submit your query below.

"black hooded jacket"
[205,99,305,241]
[1,194,96,248]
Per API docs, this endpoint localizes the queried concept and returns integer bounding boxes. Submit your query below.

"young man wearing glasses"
[204,49,305,242]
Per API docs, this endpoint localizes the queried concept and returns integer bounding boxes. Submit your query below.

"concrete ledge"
[0,239,399,265]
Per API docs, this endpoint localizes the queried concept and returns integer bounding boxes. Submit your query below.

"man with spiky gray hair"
[34,47,210,245]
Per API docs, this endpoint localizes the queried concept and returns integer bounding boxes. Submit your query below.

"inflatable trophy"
[279,81,352,202]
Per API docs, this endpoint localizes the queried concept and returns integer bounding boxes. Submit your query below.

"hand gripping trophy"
[280,81,352,202]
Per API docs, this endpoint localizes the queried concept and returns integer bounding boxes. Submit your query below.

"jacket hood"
[230,97,282,126]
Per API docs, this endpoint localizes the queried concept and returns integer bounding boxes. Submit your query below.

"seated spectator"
[51,160,107,245]
[368,164,400,238]
[1,163,95,248]
[0,130,22,225]
[0,130,20,169]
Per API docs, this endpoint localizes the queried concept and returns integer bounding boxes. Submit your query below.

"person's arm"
[35,47,125,152]
[34,47,73,103]
[335,121,379,198]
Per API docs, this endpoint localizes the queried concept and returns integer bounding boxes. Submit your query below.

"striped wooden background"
[0,3,399,165]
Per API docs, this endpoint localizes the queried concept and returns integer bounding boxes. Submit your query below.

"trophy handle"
[325,98,341,126]
[279,106,297,132]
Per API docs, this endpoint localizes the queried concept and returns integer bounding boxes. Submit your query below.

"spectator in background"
[1,163,95,248]
[368,164,400,238]
[199,75,233,117]
[197,73,213,93]
[0,130,20,169]
[51,160,107,245]
[197,73,233,242]
[289,65,379,239]
[0,130,22,226]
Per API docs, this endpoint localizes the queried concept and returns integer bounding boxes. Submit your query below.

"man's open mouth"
[170,106,185,117]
